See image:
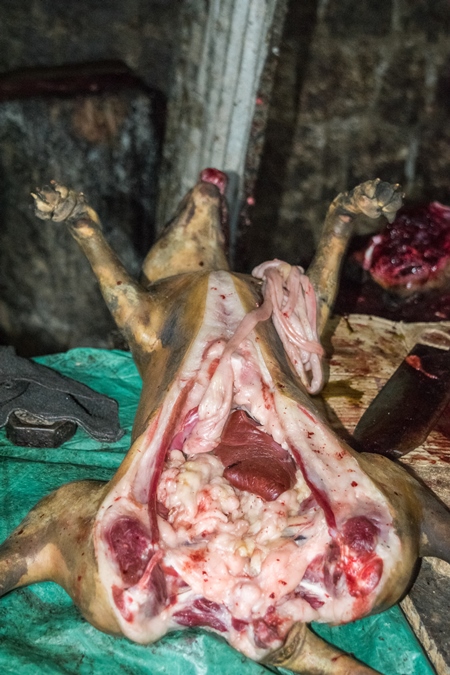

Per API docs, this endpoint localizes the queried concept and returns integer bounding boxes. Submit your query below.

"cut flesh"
[362,201,450,293]
[94,271,401,660]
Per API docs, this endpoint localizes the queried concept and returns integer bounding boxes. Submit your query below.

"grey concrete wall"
[240,0,450,270]
[0,90,161,355]
[0,0,179,95]
[157,0,286,254]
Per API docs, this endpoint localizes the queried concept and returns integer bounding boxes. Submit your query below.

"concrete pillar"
[157,0,286,254]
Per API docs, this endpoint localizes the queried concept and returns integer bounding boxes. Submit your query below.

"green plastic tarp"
[0,348,435,675]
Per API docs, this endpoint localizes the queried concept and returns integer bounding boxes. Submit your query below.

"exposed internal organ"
[95,272,400,660]
[214,410,297,501]
[252,260,324,393]
[362,201,450,294]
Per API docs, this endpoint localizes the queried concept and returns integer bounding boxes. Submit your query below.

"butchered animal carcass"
[1,172,449,675]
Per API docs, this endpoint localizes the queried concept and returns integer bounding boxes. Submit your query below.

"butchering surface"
[322,314,450,675]
[94,273,399,659]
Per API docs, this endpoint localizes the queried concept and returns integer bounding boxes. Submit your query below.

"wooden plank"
[322,314,450,675]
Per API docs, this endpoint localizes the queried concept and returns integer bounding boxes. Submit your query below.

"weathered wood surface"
[322,314,450,675]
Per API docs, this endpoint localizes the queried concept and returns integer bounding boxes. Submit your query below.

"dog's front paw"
[32,181,86,222]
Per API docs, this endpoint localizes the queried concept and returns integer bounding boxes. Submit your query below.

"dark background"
[1,0,450,353]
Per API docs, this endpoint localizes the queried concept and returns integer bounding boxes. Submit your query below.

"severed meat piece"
[362,202,450,295]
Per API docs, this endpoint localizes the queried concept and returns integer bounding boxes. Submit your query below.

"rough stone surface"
[239,0,450,271]
[0,0,180,95]
[0,89,161,355]
[0,0,176,355]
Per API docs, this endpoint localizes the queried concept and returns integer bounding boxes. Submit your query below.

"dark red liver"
[214,410,297,501]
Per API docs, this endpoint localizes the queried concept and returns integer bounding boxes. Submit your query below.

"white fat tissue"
[96,269,401,660]
[158,452,318,598]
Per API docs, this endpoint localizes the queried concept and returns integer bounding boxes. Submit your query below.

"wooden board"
[321,315,450,675]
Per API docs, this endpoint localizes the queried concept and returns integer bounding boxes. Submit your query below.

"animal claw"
[51,182,69,199]
[32,181,87,222]
[349,180,403,222]
[362,178,381,200]
[31,189,56,219]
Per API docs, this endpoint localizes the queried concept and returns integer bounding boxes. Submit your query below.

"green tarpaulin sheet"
[0,348,435,675]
